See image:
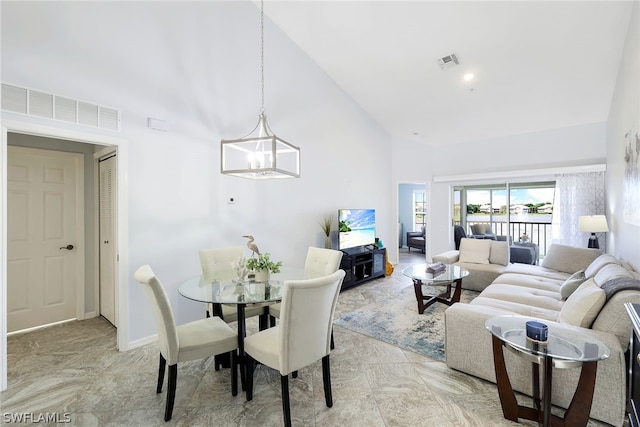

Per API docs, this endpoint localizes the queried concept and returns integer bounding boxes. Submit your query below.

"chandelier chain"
[260,0,265,115]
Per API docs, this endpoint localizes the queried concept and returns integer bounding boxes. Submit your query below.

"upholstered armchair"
[469,223,496,240]
[406,226,426,252]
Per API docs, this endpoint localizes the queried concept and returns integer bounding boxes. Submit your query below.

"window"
[413,190,426,231]
[454,181,555,258]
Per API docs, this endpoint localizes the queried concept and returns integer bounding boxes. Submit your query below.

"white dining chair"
[269,247,343,348]
[268,247,343,319]
[199,247,271,324]
[244,269,346,427]
[134,265,238,421]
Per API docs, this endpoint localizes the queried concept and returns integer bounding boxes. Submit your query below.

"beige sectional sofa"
[444,244,640,426]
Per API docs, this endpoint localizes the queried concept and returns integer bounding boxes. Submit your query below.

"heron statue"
[242,235,260,257]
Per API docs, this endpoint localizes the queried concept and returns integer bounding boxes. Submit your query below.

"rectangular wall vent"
[1,83,120,132]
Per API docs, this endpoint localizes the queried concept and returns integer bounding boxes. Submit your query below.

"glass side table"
[485,315,609,427]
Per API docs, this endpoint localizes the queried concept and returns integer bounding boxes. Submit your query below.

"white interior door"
[7,146,83,332]
[99,154,117,326]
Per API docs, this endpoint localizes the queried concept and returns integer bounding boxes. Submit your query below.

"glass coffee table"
[486,315,610,427]
[402,264,469,314]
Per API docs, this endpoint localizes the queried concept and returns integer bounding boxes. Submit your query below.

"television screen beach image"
[338,209,376,250]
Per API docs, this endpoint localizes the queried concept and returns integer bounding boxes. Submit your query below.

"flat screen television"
[338,209,376,251]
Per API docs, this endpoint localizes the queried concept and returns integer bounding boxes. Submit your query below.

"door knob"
[60,244,74,250]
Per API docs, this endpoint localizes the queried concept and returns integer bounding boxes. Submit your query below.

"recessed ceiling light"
[463,73,475,81]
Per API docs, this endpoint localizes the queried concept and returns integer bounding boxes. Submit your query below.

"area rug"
[334,285,477,362]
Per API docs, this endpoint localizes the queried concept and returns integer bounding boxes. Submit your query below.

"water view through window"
[454,182,555,258]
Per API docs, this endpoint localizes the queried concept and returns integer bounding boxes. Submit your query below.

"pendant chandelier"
[220,0,300,179]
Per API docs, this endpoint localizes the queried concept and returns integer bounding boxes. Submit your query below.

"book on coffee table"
[426,262,446,274]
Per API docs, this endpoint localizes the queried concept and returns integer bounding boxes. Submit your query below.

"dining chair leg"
[292,371,298,378]
[281,374,292,427]
[322,355,333,407]
[330,329,335,350]
[165,364,177,421]
[245,355,256,401]
[157,354,166,393]
[230,350,238,396]
[269,315,276,327]
[258,313,268,331]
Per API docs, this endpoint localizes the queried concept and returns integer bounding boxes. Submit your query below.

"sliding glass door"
[454,181,555,259]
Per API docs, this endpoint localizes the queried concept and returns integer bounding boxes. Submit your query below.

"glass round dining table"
[178,267,305,389]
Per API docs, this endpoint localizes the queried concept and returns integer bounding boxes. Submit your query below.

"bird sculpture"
[242,235,261,257]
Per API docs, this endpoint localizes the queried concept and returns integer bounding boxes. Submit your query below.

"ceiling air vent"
[437,53,459,70]
[1,83,121,131]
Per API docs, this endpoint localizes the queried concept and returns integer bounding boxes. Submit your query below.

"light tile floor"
[1,249,620,426]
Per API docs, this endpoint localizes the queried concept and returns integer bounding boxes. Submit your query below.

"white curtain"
[551,171,606,248]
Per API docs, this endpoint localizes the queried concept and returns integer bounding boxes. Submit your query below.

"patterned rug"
[334,284,477,362]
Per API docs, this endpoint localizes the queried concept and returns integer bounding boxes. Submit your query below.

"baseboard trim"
[127,334,158,350]
[7,318,76,336]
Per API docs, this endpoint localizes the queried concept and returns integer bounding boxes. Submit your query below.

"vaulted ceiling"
[263,1,633,146]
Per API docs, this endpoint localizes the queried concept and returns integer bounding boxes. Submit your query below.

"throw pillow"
[584,254,620,279]
[558,279,606,328]
[458,238,491,265]
[489,240,509,266]
[541,243,602,274]
[559,270,586,299]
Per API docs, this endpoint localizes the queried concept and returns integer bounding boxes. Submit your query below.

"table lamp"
[578,215,609,249]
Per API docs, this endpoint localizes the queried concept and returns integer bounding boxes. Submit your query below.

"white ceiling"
[263,1,634,146]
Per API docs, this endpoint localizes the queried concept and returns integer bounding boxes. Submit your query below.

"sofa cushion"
[454,262,507,292]
[503,263,571,281]
[491,272,564,292]
[559,270,587,299]
[432,250,459,265]
[479,284,563,311]
[469,296,560,321]
[585,254,622,279]
[489,240,509,266]
[593,263,635,286]
[558,279,606,328]
[458,238,491,265]
[541,244,602,274]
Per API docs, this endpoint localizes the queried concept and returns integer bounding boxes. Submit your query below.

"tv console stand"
[339,247,386,290]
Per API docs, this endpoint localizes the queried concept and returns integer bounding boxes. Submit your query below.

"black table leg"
[236,304,246,391]
[542,355,553,427]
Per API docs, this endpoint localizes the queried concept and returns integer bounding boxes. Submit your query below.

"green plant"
[245,253,282,273]
[319,216,332,237]
[339,220,352,232]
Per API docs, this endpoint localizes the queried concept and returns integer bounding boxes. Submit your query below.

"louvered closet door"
[99,154,117,326]
[7,146,81,332]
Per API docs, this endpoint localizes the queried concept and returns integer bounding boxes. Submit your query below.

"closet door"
[99,154,117,326]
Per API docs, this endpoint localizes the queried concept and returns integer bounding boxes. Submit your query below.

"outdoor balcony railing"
[456,220,552,260]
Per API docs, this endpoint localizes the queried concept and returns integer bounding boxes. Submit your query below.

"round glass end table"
[402,264,469,314]
[485,315,609,427]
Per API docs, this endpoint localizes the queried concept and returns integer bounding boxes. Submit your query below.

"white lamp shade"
[579,215,609,233]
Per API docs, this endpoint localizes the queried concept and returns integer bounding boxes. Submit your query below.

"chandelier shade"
[220,0,300,180]
[221,114,300,179]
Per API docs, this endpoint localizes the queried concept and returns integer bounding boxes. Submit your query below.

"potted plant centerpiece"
[246,253,283,282]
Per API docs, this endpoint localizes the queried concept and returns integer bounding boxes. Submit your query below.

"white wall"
[1,2,392,343]
[606,1,640,271]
